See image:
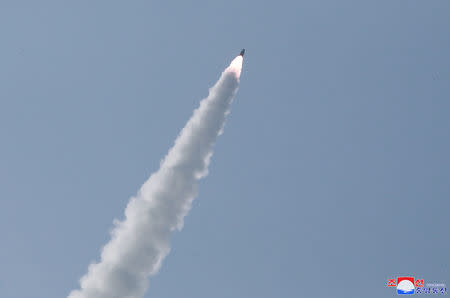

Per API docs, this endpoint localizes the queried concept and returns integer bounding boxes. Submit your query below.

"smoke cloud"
[68,55,243,298]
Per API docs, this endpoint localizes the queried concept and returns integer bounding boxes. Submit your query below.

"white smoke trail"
[68,55,243,298]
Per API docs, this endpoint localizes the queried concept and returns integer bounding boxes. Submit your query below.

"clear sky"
[1,1,449,297]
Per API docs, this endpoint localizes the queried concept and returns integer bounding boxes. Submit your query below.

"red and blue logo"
[387,276,447,295]
[387,276,423,295]
[397,277,417,295]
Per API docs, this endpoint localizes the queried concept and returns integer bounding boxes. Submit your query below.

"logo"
[387,276,447,295]
[397,277,416,295]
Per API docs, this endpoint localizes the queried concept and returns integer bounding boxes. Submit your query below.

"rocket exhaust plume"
[68,54,244,298]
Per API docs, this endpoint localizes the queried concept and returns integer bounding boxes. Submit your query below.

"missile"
[239,49,245,56]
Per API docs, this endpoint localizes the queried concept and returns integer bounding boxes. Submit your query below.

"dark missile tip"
[239,49,245,56]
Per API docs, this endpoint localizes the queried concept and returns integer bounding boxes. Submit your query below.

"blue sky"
[0,1,449,297]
